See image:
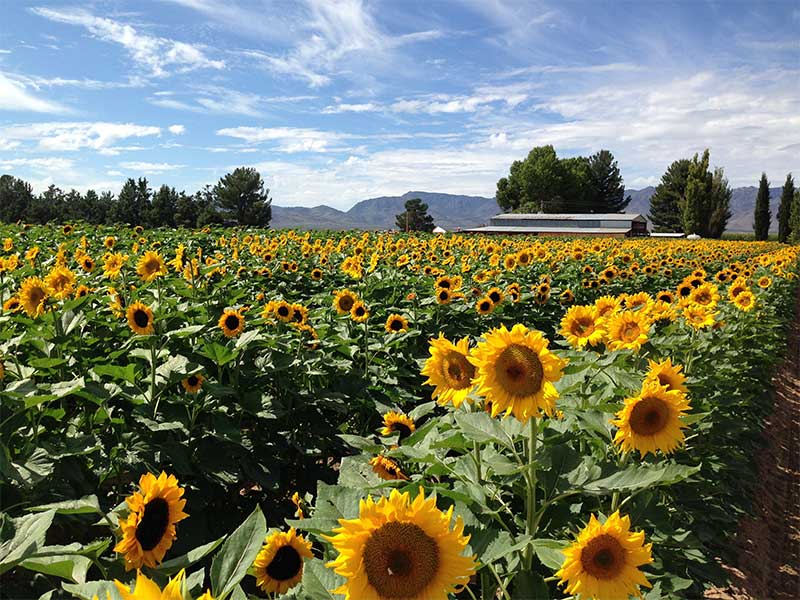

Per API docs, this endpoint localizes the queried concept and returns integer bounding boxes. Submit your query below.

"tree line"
[756,172,799,243]
[0,167,272,228]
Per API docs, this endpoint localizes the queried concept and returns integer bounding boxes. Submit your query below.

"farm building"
[464,213,648,237]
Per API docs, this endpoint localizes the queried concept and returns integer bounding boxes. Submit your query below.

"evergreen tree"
[753,172,771,240]
[395,198,435,232]
[777,173,794,243]
[789,190,800,244]
[0,175,34,223]
[586,150,630,212]
[27,185,65,223]
[174,193,198,228]
[113,178,151,225]
[148,185,178,228]
[707,168,732,239]
[648,159,691,232]
[680,150,711,235]
[213,167,272,226]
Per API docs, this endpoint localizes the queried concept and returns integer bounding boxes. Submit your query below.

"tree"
[648,159,691,232]
[680,150,711,235]
[586,150,630,213]
[777,173,795,243]
[496,145,575,213]
[148,185,178,228]
[789,190,800,244]
[27,185,64,223]
[0,175,34,223]
[213,167,272,226]
[395,198,435,232]
[753,172,771,240]
[174,193,198,228]
[707,168,732,239]
[113,178,151,225]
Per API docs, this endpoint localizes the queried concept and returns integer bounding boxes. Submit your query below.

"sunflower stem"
[473,441,482,482]
[524,417,539,570]
[150,337,159,417]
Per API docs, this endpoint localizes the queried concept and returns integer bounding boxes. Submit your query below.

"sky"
[0,0,798,209]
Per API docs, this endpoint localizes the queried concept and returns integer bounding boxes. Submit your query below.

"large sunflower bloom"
[560,305,605,349]
[136,251,168,282]
[44,266,76,299]
[325,487,476,600]
[732,290,756,312]
[126,302,154,335]
[114,472,188,570]
[421,334,476,408]
[604,310,651,352]
[252,528,313,595]
[333,289,358,314]
[645,358,687,394]
[219,308,245,338]
[469,323,566,421]
[384,314,409,334]
[18,277,50,317]
[611,380,691,457]
[115,569,186,600]
[556,511,653,600]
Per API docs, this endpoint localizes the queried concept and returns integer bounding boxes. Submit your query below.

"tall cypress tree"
[707,167,732,238]
[777,173,795,243]
[680,150,710,235]
[789,190,800,244]
[753,173,771,240]
[586,149,630,212]
[648,159,691,232]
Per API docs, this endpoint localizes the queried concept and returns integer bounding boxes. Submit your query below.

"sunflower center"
[629,397,671,436]
[620,323,640,342]
[695,291,711,304]
[580,534,626,580]
[362,522,440,598]
[442,351,475,390]
[266,545,302,581]
[657,374,673,389]
[135,497,169,551]
[187,376,199,387]
[144,258,160,273]
[390,319,404,331]
[225,315,240,330]
[338,296,354,312]
[133,309,150,329]
[392,423,412,439]
[479,300,491,311]
[278,306,290,317]
[571,318,594,336]
[495,344,544,397]
[489,291,501,303]
[355,306,366,317]
[29,288,46,305]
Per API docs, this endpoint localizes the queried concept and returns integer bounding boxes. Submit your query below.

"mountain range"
[271,188,786,233]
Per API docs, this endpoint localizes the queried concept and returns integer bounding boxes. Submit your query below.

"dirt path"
[706,285,800,600]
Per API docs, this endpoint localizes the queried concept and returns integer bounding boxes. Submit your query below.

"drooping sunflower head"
[645,358,688,394]
[350,300,369,323]
[181,373,204,394]
[252,528,313,595]
[126,302,154,336]
[560,305,605,349]
[469,323,566,422]
[384,314,409,334]
[370,455,409,481]
[115,569,186,600]
[136,251,168,283]
[559,289,575,305]
[326,487,476,600]
[421,334,476,408]
[114,472,188,570]
[611,379,691,457]
[622,291,653,312]
[381,411,416,440]
[604,310,651,352]
[733,290,756,312]
[219,308,245,338]
[557,511,653,600]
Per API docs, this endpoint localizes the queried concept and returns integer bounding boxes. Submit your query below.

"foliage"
[753,173,772,241]
[648,159,691,233]
[777,173,795,243]
[395,198,435,232]
[680,150,711,235]
[212,167,272,227]
[790,190,800,244]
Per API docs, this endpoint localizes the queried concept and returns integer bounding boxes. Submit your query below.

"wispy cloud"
[31,7,225,77]
[0,71,70,113]
[216,126,348,153]
[0,121,162,152]
[119,161,184,172]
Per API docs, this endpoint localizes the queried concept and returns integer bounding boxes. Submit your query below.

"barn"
[463,213,648,237]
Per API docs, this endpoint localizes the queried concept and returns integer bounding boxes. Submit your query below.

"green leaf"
[512,570,549,599]
[93,364,138,385]
[210,505,266,600]
[583,463,701,494]
[29,495,101,515]
[200,342,238,367]
[532,538,569,571]
[21,546,92,583]
[157,535,226,576]
[62,581,123,600]
[294,558,341,600]
[0,509,56,575]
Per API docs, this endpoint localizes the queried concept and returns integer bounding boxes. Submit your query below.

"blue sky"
[1,0,798,209]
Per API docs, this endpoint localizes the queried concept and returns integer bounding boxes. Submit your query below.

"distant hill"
[271,187,786,233]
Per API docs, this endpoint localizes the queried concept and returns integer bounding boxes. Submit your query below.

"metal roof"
[491,213,646,222]
[463,226,633,234]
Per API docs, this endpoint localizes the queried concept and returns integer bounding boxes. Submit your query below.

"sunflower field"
[1,223,798,600]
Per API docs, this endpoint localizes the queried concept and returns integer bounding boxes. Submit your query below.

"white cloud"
[6,71,146,90]
[216,126,347,153]
[0,121,162,152]
[31,7,225,77]
[107,170,124,176]
[168,124,186,134]
[391,92,527,114]
[150,88,263,116]
[119,161,184,172]
[0,71,70,113]
[501,62,643,78]
[322,102,380,114]
[0,157,76,172]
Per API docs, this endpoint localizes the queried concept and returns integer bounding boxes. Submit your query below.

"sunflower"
[469,323,566,422]
[18,277,50,317]
[115,569,185,600]
[370,455,409,481]
[219,308,245,337]
[136,251,168,282]
[81,256,96,273]
[757,275,772,289]
[114,472,188,570]
[326,487,476,600]
[645,358,688,393]
[732,289,756,312]
[728,278,749,300]
[126,302,154,335]
[486,286,504,304]
[612,379,690,456]
[274,300,294,322]
[350,300,369,323]
[560,289,575,305]
[3,296,21,313]
[44,266,76,299]
[560,305,605,349]
[181,373,204,393]
[311,267,323,280]
[421,334,476,408]
[435,288,452,304]
[594,295,620,318]
[75,285,92,299]
[104,236,116,249]
[476,296,494,315]
[252,528,313,595]
[682,305,716,330]
[556,511,653,600]
[103,252,129,279]
[333,289,358,314]
[381,411,416,440]
[605,310,650,352]
[688,282,720,308]
[656,290,675,304]
[385,314,409,334]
